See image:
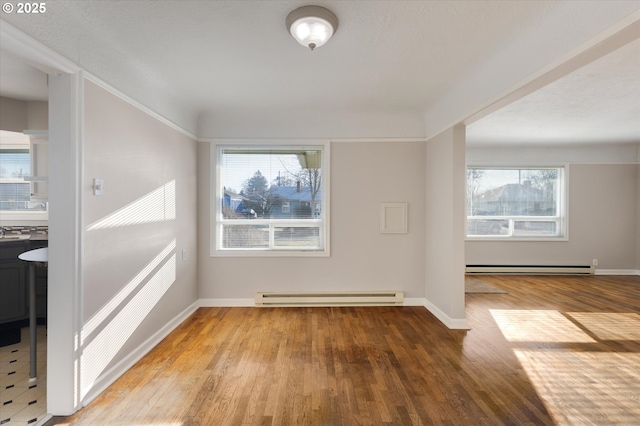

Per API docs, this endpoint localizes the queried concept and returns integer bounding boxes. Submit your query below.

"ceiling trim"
[0,19,79,75]
[0,19,197,141]
[200,137,428,144]
[84,74,198,141]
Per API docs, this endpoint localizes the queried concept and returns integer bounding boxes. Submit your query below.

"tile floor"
[0,326,47,426]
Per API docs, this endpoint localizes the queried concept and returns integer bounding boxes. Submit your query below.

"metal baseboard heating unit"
[255,291,404,307]
[466,265,595,275]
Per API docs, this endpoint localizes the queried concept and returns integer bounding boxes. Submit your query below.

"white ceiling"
[1,1,638,145]
[467,37,640,146]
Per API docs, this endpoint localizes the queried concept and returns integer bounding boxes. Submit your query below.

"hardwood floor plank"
[43,275,640,425]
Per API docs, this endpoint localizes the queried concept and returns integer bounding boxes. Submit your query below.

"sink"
[0,235,31,242]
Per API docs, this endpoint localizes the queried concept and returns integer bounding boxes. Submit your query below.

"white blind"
[0,150,30,178]
[0,150,43,211]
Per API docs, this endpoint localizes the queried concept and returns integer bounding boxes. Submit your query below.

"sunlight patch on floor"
[566,312,640,341]
[514,350,640,425]
[490,309,596,343]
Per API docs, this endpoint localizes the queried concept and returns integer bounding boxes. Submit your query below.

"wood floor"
[44,275,640,425]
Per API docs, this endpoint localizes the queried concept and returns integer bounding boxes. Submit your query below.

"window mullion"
[269,224,275,249]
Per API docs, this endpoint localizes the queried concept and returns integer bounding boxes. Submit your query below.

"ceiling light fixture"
[286,5,338,51]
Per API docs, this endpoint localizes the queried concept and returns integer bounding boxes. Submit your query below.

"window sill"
[211,249,330,258]
[0,211,49,221]
[465,236,568,242]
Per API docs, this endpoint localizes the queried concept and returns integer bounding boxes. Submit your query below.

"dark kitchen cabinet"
[0,241,29,325]
[0,238,48,326]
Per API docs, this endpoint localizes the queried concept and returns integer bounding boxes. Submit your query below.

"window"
[0,148,48,217]
[466,167,566,239]
[213,143,329,256]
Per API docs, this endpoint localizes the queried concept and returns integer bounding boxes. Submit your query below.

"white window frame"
[281,202,290,213]
[210,140,330,257]
[466,165,568,241]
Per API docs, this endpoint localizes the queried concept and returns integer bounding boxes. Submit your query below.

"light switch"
[93,178,104,196]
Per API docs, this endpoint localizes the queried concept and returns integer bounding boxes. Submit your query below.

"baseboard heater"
[255,291,404,307]
[466,265,595,275]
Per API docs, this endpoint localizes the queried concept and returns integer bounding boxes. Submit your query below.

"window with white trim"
[466,167,566,239]
[0,143,48,219]
[213,143,329,256]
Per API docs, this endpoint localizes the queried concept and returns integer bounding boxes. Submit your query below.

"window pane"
[513,220,557,236]
[216,145,327,254]
[468,168,557,217]
[0,150,47,212]
[0,150,30,178]
[220,148,322,221]
[222,224,269,248]
[274,227,321,248]
[0,183,47,211]
[467,219,509,236]
[467,167,563,238]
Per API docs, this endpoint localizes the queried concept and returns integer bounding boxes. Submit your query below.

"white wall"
[0,97,47,132]
[467,143,639,165]
[80,79,198,401]
[198,109,427,140]
[424,126,467,328]
[26,100,48,130]
[0,96,27,131]
[466,145,639,271]
[197,141,426,300]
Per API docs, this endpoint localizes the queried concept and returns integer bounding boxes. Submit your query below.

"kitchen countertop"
[0,226,48,243]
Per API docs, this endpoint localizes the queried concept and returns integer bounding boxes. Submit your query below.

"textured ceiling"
[1,1,638,145]
[467,38,640,146]
[2,1,550,111]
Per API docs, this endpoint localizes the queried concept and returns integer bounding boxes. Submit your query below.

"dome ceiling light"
[286,5,339,51]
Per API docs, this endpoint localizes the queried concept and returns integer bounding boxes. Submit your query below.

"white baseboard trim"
[201,298,431,307]
[403,298,426,306]
[199,298,254,307]
[423,298,470,330]
[81,300,199,406]
[594,269,640,276]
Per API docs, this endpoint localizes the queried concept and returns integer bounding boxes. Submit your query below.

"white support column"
[424,124,468,329]
[47,72,84,414]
